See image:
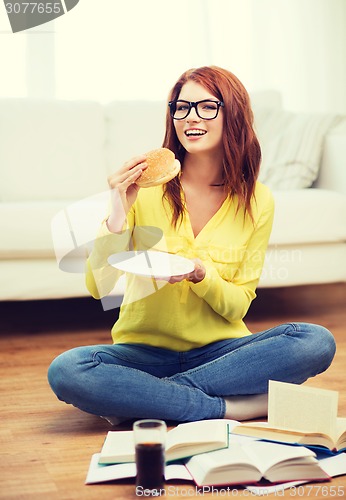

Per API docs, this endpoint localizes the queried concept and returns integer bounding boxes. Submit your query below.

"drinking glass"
[133,419,167,494]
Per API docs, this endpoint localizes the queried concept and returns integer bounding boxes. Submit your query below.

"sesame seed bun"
[136,148,180,188]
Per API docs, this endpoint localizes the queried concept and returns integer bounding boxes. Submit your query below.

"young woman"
[48,66,336,424]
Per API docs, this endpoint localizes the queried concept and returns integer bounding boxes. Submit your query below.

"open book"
[86,453,193,484]
[232,381,346,452]
[98,419,229,464]
[86,436,335,486]
[184,440,330,486]
[247,452,346,496]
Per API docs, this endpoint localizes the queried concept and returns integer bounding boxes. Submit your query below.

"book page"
[99,430,135,463]
[268,381,338,436]
[246,453,346,495]
[335,417,346,443]
[319,452,346,476]
[99,420,230,464]
[242,439,315,475]
[164,464,194,481]
[186,444,255,472]
[86,453,136,484]
[167,420,228,449]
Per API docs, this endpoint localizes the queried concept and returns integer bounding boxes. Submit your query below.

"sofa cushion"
[0,259,125,301]
[0,99,108,202]
[260,243,346,287]
[0,201,70,257]
[0,193,110,259]
[269,189,346,245]
[51,192,110,272]
[255,109,341,189]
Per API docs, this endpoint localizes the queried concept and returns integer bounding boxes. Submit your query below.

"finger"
[115,171,143,194]
[189,264,206,283]
[108,153,147,185]
[108,163,147,189]
[169,266,205,284]
[168,273,188,284]
[121,154,147,173]
[154,276,170,282]
[125,167,144,185]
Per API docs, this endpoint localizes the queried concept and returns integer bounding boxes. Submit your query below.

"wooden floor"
[1,283,345,499]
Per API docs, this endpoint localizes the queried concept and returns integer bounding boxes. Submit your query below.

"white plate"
[108,251,194,278]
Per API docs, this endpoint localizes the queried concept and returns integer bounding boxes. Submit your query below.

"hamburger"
[136,148,180,188]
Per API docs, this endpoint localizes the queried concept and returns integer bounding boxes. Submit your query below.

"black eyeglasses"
[168,99,224,120]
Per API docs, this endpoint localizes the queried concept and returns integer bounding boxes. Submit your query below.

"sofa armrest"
[315,119,346,195]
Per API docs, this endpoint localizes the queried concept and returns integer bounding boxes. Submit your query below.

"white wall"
[0,0,345,113]
[250,0,346,113]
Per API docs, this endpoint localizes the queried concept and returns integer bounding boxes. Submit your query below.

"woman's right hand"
[106,155,147,233]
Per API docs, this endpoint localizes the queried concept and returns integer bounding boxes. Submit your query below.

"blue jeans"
[48,322,336,422]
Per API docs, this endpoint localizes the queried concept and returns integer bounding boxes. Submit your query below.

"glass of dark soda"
[133,419,167,495]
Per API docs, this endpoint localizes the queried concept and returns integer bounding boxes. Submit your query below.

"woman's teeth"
[185,130,207,136]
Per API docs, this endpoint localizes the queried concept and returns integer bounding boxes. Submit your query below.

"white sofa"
[0,93,346,302]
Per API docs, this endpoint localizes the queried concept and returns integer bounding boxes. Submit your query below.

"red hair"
[162,66,261,226]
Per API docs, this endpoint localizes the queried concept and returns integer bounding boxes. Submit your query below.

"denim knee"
[47,348,81,402]
[47,353,66,399]
[293,322,336,373]
[311,323,336,371]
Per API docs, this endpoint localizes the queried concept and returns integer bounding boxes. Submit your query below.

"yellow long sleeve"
[85,182,274,351]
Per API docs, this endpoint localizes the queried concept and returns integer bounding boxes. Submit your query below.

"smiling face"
[173,81,224,158]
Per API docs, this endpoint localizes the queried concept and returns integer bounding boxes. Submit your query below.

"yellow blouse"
[86,182,274,351]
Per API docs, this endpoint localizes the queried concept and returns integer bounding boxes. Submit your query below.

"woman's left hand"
[168,259,206,284]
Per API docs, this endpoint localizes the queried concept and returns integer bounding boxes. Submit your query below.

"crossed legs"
[48,323,336,422]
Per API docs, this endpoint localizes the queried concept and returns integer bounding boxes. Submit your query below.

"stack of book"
[86,382,346,489]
